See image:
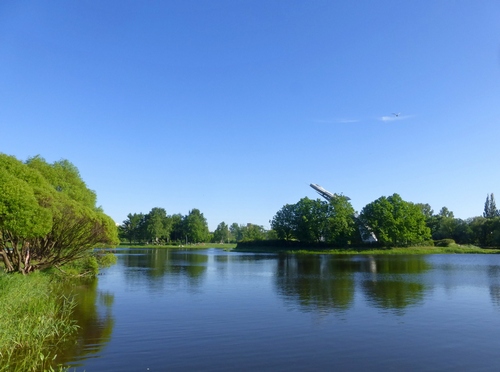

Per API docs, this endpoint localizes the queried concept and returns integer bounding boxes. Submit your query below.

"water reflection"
[275,255,357,313]
[361,256,430,314]
[361,255,430,274]
[66,250,500,371]
[120,249,208,288]
[275,255,431,314]
[56,278,114,368]
[488,265,500,309]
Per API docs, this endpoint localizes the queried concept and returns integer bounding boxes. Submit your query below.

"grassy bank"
[120,242,237,249]
[0,273,78,372]
[289,245,500,255]
[234,241,500,255]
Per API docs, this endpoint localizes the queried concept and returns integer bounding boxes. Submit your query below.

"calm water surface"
[64,249,500,371]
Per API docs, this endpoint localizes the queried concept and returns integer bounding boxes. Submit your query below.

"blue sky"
[1,1,500,230]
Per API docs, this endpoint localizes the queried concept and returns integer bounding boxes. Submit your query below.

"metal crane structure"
[309,183,377,243]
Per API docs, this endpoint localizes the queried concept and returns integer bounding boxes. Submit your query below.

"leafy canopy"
[359,193,431,246]
[0,153,118,274]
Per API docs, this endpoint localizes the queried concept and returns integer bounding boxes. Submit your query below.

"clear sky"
[1,1,500,230]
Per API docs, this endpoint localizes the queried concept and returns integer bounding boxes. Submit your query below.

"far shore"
[118,243,236,249]
[117,242,500,255]
[233,245,500,255]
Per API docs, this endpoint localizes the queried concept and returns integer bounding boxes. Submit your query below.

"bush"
[414,240,435,247]
[434,239,456,247]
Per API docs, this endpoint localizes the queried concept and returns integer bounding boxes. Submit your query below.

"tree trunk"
[0,250,15,272]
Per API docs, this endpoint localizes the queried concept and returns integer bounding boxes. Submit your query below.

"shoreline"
[116,243,500,255]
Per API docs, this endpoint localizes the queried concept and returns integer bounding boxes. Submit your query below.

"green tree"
[294,198,330,243]
[426,207,474,243]
[144,207,170,244]
[169,213,184,242]
[359,193,431,246]
[469,216,488,245]
[451,218,473,244]
[484,193,499,218]
[0,165,53,272]
[183,209,209,243]
[271,197,345,244]
[241,224,266,241]
[26,156,97,208]
[119,213,145,243]
[327,195,357,247]
[432,210,456,240]
[270,203,297,240]
[438,206,454,219]
[213,222,230,243]
[416,203,434,219]
[0,154,118,274]
[229,223,243,242]
[469,216,500,246]
[266,229,278,240]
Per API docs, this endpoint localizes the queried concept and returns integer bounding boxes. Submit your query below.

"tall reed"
[0,272,78,372]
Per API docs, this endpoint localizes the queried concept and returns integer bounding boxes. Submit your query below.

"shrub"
[434,239,456,247]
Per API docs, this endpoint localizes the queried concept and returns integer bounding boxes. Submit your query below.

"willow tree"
[0,154,118,274]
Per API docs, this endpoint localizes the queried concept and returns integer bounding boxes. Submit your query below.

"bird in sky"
[392,112,401,117]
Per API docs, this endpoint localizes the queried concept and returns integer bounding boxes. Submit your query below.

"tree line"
[270,192,500,247]
[119,208,209,244]
[420,192,500,246]
[118,210,275,245]
[122,192,500,247]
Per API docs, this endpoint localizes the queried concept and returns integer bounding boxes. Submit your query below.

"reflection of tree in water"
[276,255,431,315]
[275,255,358,313]
[487,265,500,309]
[361,256,429,314]
[489,285,500,308]
[360,255,430,275]
[121,249,208,288]
[54,278,115,368]
[362,280,425,314]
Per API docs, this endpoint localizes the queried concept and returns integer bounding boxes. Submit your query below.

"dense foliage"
[270,196,357,246]
[270,192,500,248]
[119,208,210,244]
[119,208,274,244]
[425,208,500,246]
[0,154,119,274]
[483,193,499,218]
[358,194,431,246]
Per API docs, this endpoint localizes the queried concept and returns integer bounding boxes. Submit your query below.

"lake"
[61,248,500,371]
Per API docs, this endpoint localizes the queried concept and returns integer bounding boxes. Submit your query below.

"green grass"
[120,242,237,250]
[234,244,500,255]
[0,272,78,372]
